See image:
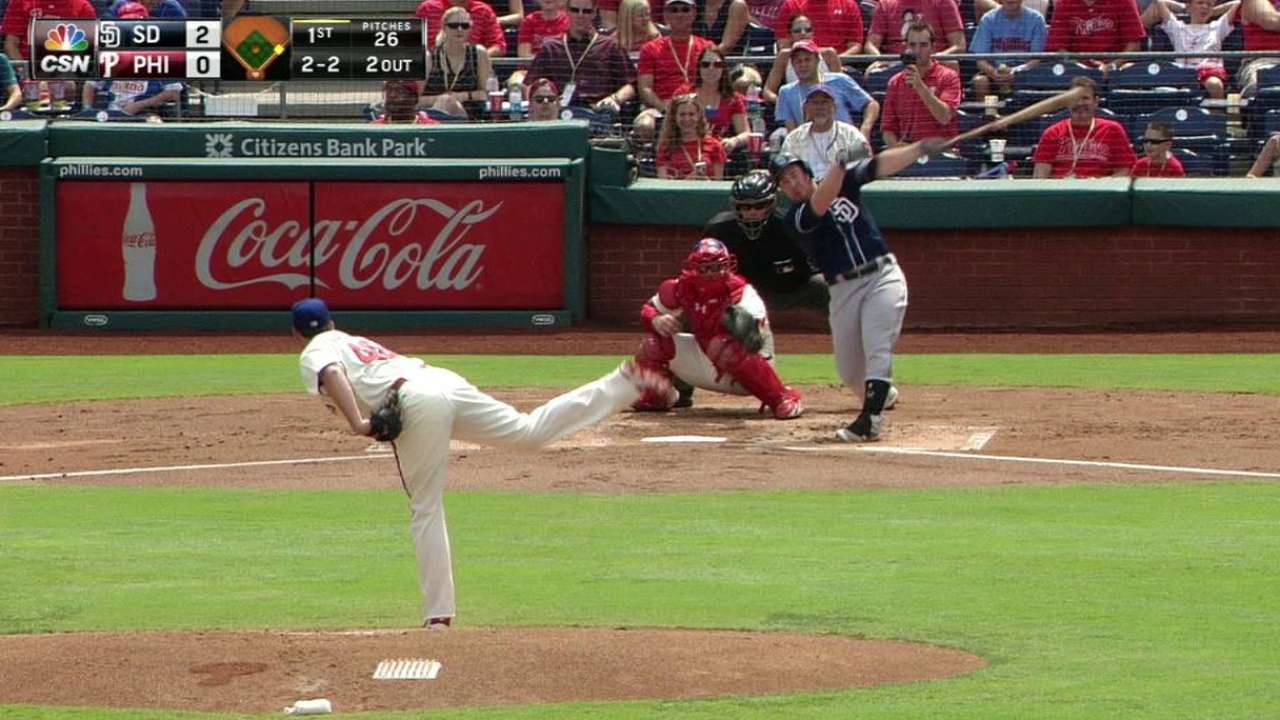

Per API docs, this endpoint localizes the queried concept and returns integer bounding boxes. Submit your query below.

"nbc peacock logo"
[44,23,89,51]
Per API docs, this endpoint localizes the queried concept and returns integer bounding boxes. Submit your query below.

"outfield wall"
[0,121,1277,329]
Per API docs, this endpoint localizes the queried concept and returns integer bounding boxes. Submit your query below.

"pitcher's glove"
[368,393,403,442]
[723,305,764,353]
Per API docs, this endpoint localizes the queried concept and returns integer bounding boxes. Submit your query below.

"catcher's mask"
[730,170,776,240]
[682,238,738,287]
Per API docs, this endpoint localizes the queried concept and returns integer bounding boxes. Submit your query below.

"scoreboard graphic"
[30,17,427,81]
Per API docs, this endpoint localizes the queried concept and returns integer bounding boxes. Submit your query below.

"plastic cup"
[747,132,764,155]
[989,137,1006,162]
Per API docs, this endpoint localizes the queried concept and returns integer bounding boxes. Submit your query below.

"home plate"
[783,426,999,453]
[642,435,728,444]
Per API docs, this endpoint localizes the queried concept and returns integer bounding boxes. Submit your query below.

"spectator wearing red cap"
[527,77,566,120]
[774,0,865,55]
[776,39,878,136]
[371,80,439,124]
[1032,77,1135,177]
[880,22,961,146]
[1045,0,1145,70]
[3,0,95,62]
[633,0,715,140]
[418,0,508,57]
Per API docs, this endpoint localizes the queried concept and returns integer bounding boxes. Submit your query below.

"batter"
[291,298,669,627]
[772,138,943,441]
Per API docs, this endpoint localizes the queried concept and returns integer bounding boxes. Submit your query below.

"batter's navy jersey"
[784,158,890,280]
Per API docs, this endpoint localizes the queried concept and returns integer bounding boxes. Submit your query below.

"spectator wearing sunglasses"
[634,0,716,140]
[1130,121,1185,177]
[418,0,508,57]
[422,6,496,118]
[527,77,567,119]
[528,0,638,112]
[763,14,841,102]
[677,47,752,154]
[656,93,728,178]
[774,0,865,55]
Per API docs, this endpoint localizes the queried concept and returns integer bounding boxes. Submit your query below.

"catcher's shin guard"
[705,334,795,417]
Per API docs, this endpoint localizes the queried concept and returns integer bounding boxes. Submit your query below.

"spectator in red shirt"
[1032,77,1136,177]
[679,46,751,154]
[1131,121,1186,177]
[865,0,965,59]
[1240,0,1280,96]
[634,0,715,139]
[880,22,962,146]
[657,93,729,178]
[1045,0,1145,70]
[3,0,96,62]
[774,0,865,55]
[518,0,570,57]
[418,0,508,57]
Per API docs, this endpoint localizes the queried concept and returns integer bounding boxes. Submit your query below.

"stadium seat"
[860,0,876,33]
[895,151,970,178]
[1008,61,1104,113]
[1147,105,1227,138]
[1105,61,1202,114]
[743,23,776,55]
[1169,147,1218,176]
[862,61,901,100]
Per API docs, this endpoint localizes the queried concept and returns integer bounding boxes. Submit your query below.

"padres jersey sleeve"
[299,330,425,411]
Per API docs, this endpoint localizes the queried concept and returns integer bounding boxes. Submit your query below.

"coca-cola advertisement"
[55,181,567,309]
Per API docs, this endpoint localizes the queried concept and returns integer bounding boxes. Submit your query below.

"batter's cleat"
[773,387,804,419]
[672,379,695,409]
[884,385,899,411]
[837,413,883,442]
[620,361,676,411]
[425,617,452,631]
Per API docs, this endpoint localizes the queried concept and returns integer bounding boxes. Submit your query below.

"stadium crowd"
[4,0,1280,176]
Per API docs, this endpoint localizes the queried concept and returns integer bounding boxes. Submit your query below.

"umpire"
[703,170,830,314]
[772,138,945,442]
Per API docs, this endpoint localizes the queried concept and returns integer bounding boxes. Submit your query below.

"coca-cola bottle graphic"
[121,182,157,302]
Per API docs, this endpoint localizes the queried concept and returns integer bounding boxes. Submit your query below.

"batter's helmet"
[770,151,812,182]
[730,170,777,239]
[682,238,737,278]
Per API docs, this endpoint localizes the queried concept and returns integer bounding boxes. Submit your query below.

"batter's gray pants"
[828,262,908,393]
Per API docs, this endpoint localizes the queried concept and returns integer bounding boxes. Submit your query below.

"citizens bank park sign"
[204,132,431,158]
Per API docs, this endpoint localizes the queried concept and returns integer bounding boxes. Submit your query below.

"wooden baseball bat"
[942,86,1087,151]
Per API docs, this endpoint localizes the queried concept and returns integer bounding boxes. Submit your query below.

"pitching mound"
[0,627,983,714]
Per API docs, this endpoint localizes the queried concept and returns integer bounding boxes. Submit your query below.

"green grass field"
[2,353,1279,719]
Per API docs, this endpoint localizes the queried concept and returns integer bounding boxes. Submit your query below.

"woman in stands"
[762,14,841,102]
[684,46,751,154]
[422,5,496,119]
[614,0,664,56]
[656,93,728,178]
[372,81,439,124]
[695,0,752,55]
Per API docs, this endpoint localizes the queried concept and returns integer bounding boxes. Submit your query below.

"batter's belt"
[826,254,896,286]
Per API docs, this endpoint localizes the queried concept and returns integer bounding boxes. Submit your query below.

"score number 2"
[300,55,341,74]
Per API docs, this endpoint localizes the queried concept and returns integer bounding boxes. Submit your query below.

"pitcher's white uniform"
[299,329,642,622]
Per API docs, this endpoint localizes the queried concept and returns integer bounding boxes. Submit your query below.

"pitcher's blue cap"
[291,298,331,335]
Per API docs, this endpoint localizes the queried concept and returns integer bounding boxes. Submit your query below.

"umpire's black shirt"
[703,210,820,297]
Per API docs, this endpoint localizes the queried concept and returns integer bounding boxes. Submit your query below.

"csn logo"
[38,23,93,74]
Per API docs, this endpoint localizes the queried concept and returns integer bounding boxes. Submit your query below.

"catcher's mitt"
[722,304,764,353]
[368,392,404,442]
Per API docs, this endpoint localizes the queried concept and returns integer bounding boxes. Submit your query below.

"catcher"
[631,238,804,419]
[291,298,670,629]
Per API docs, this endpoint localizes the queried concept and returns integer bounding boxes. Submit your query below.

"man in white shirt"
[781,84,873,180]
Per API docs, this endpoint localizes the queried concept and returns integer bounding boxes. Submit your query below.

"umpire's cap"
[770,151,812,181]
[292,298,332,337]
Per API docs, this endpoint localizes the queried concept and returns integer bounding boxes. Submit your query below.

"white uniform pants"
[829,262,908,391]
[390,364,639,622]
[667,333,777,396]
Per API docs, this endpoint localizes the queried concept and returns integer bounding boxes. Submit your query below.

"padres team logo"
[830,197,860,224]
